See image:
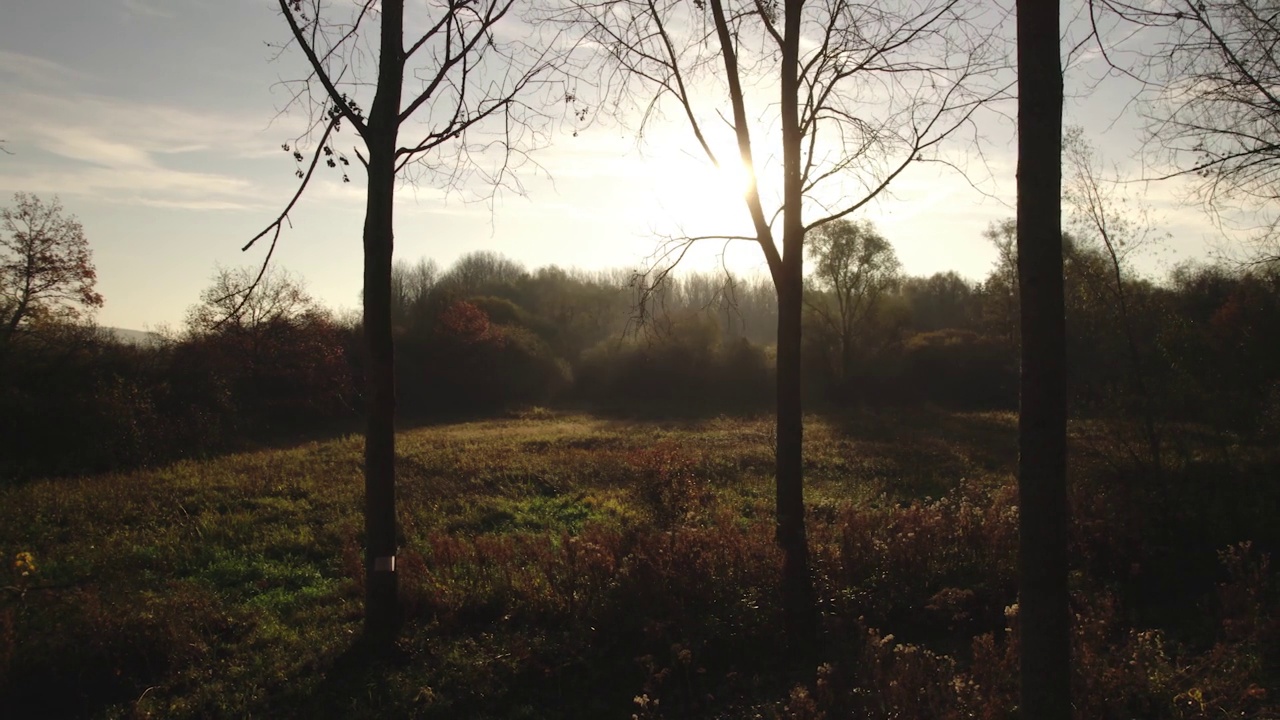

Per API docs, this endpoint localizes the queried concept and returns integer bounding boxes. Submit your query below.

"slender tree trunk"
[840,314,855,389]
[1016,1,1069,717]
[1,289,30,345]
[775,264,815,646]
[1108,257,1162,471]
[362,0,405,644]
[773,0,816,648]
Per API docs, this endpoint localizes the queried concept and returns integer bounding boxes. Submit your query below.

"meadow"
[2,409,1276,719]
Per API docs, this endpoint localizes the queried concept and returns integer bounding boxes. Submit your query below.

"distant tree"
[981,219,1020,343]
[901,328,1016,408]
[183,266,350,426]
[0,193,103,345]
[391,258,439,331]
[520,265,633,360]
[901,271,980,333]
[805,219,901,383]
[440,251,529,298]
[187,265,314,338]
[436,298,497,344]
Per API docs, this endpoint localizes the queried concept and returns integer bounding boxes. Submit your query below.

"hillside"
[102,327,164,347]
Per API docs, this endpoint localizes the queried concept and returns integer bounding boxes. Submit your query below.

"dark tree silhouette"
[1016,0,1069,716]
[247,0,569,643]
[0,193,103,345]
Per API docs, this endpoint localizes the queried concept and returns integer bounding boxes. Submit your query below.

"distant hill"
[103,327,165,347]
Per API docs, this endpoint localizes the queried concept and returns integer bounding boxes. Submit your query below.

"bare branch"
[399,0,517,123]
[229,118,339,327]
[1096,0,1280,258]
[276,0,369,138]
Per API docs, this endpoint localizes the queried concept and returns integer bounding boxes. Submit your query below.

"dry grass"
[1,409,1275,718]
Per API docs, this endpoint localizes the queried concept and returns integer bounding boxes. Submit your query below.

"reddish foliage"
[438,300,500,345]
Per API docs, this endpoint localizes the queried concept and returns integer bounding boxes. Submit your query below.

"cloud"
[0,115,267,211]
[123,0,171,18]
[122,0,176,19]
[34,127,155,169]
[0,77,315,211]
[127,196,260,211]
[0,50,85,88]
[3,160,263,211]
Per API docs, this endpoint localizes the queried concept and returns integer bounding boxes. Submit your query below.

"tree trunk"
[774,0,816,649]
[775,263,815,647]
[1,289,30,345]
[362,0,405,644]
[1016,1,1069,717]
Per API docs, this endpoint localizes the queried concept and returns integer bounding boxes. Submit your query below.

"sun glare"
[647,153,758,235]
[715,158,755,199]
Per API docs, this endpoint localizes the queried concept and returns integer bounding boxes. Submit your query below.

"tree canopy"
[0,193,102,345]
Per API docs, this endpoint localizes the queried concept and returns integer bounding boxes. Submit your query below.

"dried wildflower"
[13,551,36,577]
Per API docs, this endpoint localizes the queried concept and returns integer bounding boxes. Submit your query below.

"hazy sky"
[0,0,1230,330]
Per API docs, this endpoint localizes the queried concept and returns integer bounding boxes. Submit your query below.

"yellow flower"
[13,551,36,576]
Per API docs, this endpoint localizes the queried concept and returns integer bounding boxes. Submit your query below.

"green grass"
[1,409,1276,719]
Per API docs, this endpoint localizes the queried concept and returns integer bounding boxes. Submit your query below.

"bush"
[900,329,1016,409]
[176,312,354,431]
[0,332,174,476]
[575,324,773,415]
[398,300,573,416]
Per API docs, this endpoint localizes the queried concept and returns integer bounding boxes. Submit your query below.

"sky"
[0,0,1232,330]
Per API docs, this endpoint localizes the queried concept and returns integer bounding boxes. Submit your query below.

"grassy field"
[1,409,1276,719]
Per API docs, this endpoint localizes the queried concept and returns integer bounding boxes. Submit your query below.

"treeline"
[3,227,1278,478]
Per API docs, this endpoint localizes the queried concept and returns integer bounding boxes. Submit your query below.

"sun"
[714,157,756,199]
[645,152,759,235]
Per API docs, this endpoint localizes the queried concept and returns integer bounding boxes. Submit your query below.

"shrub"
[575,321,773,415]
[900,329,1016,409]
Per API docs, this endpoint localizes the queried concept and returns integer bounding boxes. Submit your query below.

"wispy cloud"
[0,50,85,87]
[122,0,176,19]
[5,162,260,212]
[34,127,155,169]
[0,105,268,210]
[0,55,314,211]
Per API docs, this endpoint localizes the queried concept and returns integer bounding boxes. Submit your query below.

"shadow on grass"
[290,633,412,720]
[809,404,1018,499]
[0,406,528,485]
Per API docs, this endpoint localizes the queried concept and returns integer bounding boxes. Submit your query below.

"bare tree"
[391,258,440,329]
[247,0,571,642]
[1063,126,1165,469]
[188,266,316,336]
[439,250,531,294]
[1094,0,1280,262]
[1017,0,1069,716]
[558,0,1002,642]
[981,218,1020,344]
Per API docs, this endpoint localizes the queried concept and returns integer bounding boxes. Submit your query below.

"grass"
[1,409,1276,718]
